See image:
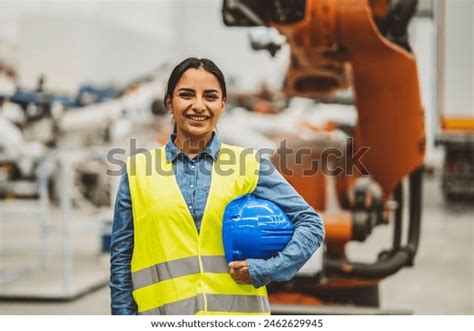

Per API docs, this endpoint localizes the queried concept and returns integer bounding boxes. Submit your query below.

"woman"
[110,57,325,315]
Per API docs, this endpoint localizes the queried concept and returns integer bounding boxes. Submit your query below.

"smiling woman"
[109,57,325,315]
[164,59,226,158]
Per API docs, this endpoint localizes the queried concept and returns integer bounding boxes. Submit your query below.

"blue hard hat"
[222,194,294,263]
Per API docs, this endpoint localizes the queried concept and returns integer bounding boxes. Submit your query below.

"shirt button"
[191,165,195,169]
[189,205,193,210]
[190,184,194,188]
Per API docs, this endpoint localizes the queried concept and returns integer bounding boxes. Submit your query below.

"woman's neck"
[174,131,213,158]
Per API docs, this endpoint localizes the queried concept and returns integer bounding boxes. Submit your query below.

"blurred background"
[0,0,472,315]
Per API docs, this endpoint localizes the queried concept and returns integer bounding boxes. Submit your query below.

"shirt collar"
[165,132,221,162]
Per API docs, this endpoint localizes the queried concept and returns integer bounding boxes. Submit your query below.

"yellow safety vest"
[126,143,270,315]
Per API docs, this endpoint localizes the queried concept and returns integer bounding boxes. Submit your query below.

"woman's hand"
[228,261,253,285]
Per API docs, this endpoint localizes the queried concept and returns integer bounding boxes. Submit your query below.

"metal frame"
[0,152,109,300]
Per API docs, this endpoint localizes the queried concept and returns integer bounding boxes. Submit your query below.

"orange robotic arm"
[223,0,425,282]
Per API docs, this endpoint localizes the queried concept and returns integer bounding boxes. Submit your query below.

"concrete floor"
[0,174,472,314]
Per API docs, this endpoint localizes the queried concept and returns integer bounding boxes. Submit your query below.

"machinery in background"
[435,0,474,202]
[436,126,474,201]
[74,84,117,107]
[0,63,172,298]
[0,69,170,206]
[222,0,425,309]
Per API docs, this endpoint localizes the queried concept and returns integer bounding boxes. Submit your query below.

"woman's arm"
[247,158,325,288]
[109,173,138,314]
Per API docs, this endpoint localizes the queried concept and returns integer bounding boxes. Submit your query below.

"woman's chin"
[182,126,212,138]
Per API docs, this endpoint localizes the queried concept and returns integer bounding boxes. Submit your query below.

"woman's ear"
[221,97,226,110]
[166,96,172,113]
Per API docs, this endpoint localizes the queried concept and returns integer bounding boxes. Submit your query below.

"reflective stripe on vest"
[127,144,270,315]
[132,255,229,290]
[140,294,270,315]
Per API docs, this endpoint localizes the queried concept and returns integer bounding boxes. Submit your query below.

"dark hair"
[164,57,227,110]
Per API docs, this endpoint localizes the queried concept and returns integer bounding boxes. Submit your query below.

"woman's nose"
[192,97,206,112]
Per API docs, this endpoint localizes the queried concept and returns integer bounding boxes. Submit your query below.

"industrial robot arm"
[222,0,425,280]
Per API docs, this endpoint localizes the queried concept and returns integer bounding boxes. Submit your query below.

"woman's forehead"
[176,67,221,90]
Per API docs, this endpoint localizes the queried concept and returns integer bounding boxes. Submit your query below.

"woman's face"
[168,67,225,139]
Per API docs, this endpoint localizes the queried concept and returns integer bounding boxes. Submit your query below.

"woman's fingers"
[229,261,247,270]
[229,262,251,284]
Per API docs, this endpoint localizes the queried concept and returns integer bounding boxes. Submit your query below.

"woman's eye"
[205,94,218,100]
[178,92,193,98]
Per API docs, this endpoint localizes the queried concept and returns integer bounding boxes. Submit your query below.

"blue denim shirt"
[110,133,325,315]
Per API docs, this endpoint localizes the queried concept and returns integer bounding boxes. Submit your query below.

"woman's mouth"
[185,114,210,122]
